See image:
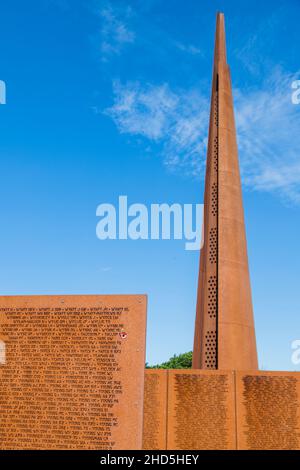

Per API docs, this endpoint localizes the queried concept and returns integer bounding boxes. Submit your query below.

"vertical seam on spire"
[216,73,219,370]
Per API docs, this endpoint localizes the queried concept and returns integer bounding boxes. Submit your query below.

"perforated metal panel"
[204,331,217,368]
[209,228,217,264]
[211,182,218,217]
[204,83,219,370]
[213,136,218,172]
[208,276,217,319]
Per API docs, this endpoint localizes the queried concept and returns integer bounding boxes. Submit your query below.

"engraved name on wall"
[167,370,236,450]
[143,370,167,450]
[0,295,146,450]
[236,371,300,450]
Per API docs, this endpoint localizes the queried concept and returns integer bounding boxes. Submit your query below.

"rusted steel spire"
[192,13,258,370]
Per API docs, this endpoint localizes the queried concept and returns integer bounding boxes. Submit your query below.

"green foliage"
[146,351,192,369]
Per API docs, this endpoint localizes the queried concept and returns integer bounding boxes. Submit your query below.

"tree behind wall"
[146,351,192,369]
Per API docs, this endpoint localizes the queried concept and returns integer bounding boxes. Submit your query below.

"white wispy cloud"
[100,266,112,272]
[234,9,283,77]
[174,41,203,56]
[235,68,300,203]
[99,3,135,59]
[104,68,300,203]
[105,80,209,176]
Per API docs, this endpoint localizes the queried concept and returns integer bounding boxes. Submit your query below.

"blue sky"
[0,0,300,370]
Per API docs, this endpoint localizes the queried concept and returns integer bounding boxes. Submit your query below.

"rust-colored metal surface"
[0,295,147,450]
[143,370,300,450]
[167,370,236,450]
[193,13,258,370]
[235,371,300,450]
[142,370,168,450]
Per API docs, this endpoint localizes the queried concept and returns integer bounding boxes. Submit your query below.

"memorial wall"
[235,371,300,450]
[0,295,147,450]
[142,370,167,450]
[143,370,300,450]
[1,295,299,450]
[167,370,236,450]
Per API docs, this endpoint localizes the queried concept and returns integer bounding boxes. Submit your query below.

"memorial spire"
[192,13,258,370]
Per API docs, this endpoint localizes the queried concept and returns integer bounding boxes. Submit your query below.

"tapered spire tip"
[214,12,227,64]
